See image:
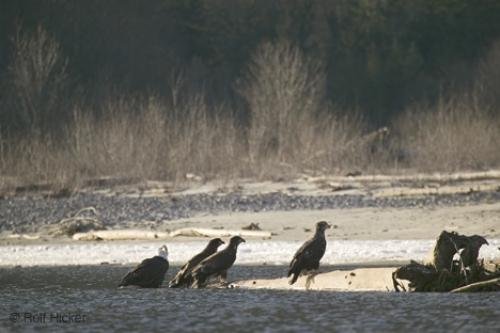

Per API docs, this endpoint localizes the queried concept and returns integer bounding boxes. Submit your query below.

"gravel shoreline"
[2,190,500,233]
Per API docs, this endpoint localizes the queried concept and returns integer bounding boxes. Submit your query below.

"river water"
[1,265,499,332]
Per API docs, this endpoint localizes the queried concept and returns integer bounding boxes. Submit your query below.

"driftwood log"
[169,227,272,238]
[393,231,499,292]
[451,277,500,293]
[72,229,170,240]
[72,227,272,240]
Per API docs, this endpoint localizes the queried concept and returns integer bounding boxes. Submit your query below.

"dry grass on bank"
[1,95,499,193]
[0,97,374,191]
[0,96,247,190]
[395,97,500,172]
[1,35,500,192]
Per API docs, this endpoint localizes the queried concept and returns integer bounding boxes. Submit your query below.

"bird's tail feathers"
[190,271,207,288]
[287,260,296,277]
[118,279,129,287]
[168,279,180,288]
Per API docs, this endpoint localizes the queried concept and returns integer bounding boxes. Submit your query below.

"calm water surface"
[0,265,499,332]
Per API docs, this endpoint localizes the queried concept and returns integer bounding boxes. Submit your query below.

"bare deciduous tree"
[8,25,68,132]
[239,40,326,163]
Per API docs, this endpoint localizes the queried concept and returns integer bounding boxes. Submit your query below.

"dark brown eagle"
[432,231,470,271]
[460,235,488,267]
[190,236,245,288]
[168,238,225,288]
[288,221,331,288]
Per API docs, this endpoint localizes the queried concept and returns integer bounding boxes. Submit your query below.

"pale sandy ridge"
[163,202,500,241]
[235,267,400,292]
[4,201,500,245]
[96,169,500,198]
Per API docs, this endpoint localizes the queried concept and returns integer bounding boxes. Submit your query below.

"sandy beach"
[1,171,499,292]
[235,267,401,291]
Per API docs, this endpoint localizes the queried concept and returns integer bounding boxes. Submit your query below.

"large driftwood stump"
[393,231,499,292]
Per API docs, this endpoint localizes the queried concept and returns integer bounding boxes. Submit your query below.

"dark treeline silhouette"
[1,0,500,134]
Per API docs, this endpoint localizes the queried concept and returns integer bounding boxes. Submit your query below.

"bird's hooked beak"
[326,223,332,229]
[476,236,489,246]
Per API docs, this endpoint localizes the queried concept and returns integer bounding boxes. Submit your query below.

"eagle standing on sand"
[288,221,331,289]
[118,245,169,288]
[190,236,246,288]
[169,238,225,288]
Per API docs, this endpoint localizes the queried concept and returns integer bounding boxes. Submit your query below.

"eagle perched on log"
[190,236,245,288]
[393,232,494,292]
[432,231,469,271]
[288,221,331,288]
[460,235,488,267]
[118,245,169,288]
[169,238,225,288]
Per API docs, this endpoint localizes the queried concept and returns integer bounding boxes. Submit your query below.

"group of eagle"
[118,236,244,288]
[119,221,331,289]
[119,220,488,289]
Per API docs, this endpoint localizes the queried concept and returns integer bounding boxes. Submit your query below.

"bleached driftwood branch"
[72,227,272,240]
[7,234,40,240]
[72,229,170,241]
[169,227,272,238]
[450,277,500,293]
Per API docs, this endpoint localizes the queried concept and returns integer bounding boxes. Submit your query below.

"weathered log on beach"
[392,261,439,292]
[72,228,272,240]
[7,233,40,240]
[169,227,272,238]
[393,231,499,292]
[72,229,170,241]
[48,207,105,236]
[451,277,500,293]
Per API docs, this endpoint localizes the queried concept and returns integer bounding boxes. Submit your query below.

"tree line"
[1,0,500,134]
